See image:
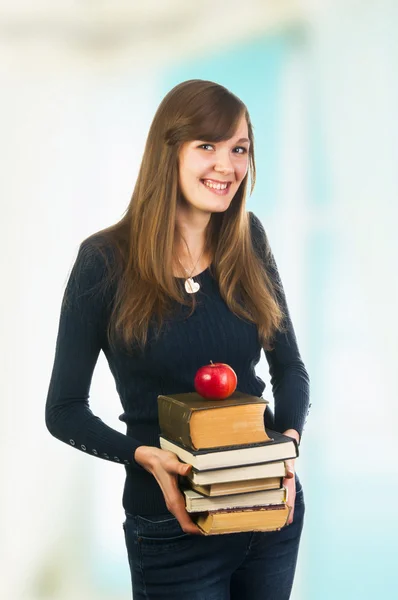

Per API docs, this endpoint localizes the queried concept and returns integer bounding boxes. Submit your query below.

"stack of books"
[158,391,298,535]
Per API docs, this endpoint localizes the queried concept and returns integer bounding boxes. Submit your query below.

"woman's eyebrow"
[196,137,250,144]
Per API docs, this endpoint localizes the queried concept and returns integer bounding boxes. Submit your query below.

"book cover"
[189,476,283,497]
[195,504,291,535]
[159,430,298,470]
[187,460,287,485]
[184,486,287,513]
[158,391,270,451]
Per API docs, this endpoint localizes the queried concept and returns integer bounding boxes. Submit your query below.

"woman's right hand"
[134,445,203,535]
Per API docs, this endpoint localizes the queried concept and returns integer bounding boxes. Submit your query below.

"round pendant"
[185,277,200,294]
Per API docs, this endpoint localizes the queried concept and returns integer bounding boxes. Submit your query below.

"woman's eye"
[198,144,248,154]
[234,146,247,154]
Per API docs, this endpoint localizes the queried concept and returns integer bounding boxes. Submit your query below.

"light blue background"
[161,30,394,598]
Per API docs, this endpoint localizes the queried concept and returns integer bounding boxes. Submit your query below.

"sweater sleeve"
[249,212,310,439]
[45,239,144,468]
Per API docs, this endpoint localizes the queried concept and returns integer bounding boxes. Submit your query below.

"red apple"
[194,361,237,400]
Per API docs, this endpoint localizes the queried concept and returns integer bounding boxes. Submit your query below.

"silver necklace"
[177,247,205,294]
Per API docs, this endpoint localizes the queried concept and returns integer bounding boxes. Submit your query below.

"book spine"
[157,397,194,449]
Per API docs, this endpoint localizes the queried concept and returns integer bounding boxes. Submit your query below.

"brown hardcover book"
[195,504,290,535]
[157,391,270,450]
[184,487,287,513]
[189,476,283,497]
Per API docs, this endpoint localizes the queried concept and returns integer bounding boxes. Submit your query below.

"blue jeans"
[123,480,305,600]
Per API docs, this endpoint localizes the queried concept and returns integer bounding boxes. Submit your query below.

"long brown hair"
[89,79,284,353]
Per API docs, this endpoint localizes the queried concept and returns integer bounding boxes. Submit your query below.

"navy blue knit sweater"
[45,212,310,515]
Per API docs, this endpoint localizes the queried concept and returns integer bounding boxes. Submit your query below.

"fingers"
[161,451,192,477]
[284,468,295,479]
[138,448,203,534]
[153,463,203,535]
[168,494,203,535]
[176,462,192,477]
[284,459,295,479]
[283,475,296,526]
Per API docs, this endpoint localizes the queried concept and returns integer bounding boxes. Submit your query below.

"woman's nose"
[214,160,234,175]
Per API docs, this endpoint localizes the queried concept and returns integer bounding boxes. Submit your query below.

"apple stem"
[210,360,213,365]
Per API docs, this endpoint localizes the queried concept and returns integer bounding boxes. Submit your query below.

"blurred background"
[1,0,397,598]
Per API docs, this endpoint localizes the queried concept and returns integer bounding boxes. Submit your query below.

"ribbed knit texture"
[45,212,310,516]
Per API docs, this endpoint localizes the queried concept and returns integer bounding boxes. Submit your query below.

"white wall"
[1,1,397,598]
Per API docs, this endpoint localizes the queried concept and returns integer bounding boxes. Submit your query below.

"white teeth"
[203,180,228,190]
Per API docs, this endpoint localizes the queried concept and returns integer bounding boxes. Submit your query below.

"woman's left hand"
[281,428,300,526]
[283,459,296,525]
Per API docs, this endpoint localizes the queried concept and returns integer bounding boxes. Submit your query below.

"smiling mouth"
[200,179,232,194]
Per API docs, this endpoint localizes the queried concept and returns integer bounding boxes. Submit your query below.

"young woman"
[46,79,310,599]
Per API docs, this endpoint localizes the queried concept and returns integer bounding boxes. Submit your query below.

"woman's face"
[178,114,250,216]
